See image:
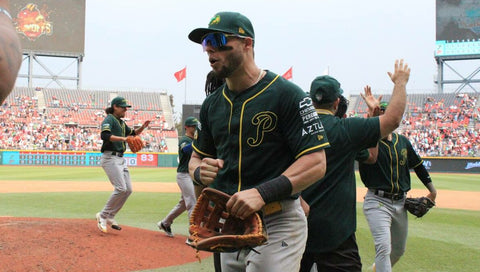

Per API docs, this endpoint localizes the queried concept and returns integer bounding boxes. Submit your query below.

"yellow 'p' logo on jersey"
[247,111,278,147]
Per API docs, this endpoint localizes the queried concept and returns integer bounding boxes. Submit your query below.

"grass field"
[1,166,479,272]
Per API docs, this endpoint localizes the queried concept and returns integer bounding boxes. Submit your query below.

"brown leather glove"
[126,136,144,153]
[188,188,267,252]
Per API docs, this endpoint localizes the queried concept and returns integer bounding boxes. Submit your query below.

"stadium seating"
[1,87,177,152]
[347,92,479,157]
[2,87,478,157]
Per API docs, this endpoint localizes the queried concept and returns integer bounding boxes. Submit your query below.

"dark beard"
[214,50,243,79]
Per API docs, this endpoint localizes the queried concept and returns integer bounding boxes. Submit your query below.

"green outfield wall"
[0,150,178,167]
[353,156,480,173]
[1,150,479,173]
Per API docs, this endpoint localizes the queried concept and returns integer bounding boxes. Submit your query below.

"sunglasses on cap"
[201,32,248,51]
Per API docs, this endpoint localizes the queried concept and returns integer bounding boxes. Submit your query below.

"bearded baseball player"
[187,11,329,272]
[300,60,411,272]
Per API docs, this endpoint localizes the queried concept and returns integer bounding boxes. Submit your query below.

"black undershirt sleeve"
[101,131,112,141]
[414,163,432,186]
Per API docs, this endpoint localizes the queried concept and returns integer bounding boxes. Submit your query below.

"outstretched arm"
[360,85,382,117]
[359,85,382,164]
[134,120,150,135]
[378,59,410,138]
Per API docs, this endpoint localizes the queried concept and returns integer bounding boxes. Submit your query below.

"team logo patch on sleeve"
[298,97,319,124]
[102,124,111,130]
[298,97,324,137]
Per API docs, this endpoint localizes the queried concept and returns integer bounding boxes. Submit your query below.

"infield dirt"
[0,180,478,271]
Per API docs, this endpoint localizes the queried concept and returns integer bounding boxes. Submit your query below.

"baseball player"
[300,60,411,272]
[359,99,437,272]
[96,96,150,233]
[204,70,226,97]
[0,0,21,104]
[200,71,226,272]
[157,116,199,238]
[187,11,329,272]
[193,71,226,200]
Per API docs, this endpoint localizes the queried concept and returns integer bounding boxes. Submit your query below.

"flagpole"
[184,73,187,105]
[184,66,188,105]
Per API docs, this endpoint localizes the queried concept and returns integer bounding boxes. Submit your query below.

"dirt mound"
[0,217,210,272]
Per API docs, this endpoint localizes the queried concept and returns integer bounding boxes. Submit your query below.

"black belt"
[106,151,123,157]
[374,189,404,200]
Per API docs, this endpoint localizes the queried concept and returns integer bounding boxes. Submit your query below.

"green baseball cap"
[380,102,389,110]
[188,11,255,43]
[110,96,131,108]
[309,75,344,104]
[184,116,199,126]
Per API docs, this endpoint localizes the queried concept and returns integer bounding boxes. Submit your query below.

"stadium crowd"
[1,91,479,157]
[350,93,479,157]
[399,94,479,157]
[0,94,172,152]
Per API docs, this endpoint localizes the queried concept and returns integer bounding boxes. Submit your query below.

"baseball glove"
[188,188,267,253]
[126,135,144,153]
[404,196,435,218]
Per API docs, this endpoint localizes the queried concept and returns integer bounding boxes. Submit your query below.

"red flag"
[174,67,187,82]
[282,67,292,80]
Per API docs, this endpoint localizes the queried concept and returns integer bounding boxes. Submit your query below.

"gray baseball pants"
[363,189,408,272]
[99,153,132,219]
[162,172,196,226]
[221,198,307,272]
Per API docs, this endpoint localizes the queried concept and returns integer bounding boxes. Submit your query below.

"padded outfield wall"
[353,157,480,174]
[351,157,480,173]
[0,150,178,167]
[0,150,479,173]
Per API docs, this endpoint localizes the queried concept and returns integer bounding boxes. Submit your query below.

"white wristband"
[0,7,12,20]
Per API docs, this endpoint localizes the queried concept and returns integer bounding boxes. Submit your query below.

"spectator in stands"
[0,0,22,104]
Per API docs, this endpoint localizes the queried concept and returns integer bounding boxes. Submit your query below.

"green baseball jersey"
[301,110,380,253]
[355,148,370,162]
[192,71,329,195]
[359,132,423,193]
[177,135,193,173]
[100,114,135,153]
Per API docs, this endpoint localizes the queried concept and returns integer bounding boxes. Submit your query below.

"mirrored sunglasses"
[201,32,247,51]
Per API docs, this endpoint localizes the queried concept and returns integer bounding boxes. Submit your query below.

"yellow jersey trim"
[192,143,214,158]
[221,88,234,133]
[295,143,329,160]
[110,114,126,149]
[237,75,280,192]
[315,109,334,115]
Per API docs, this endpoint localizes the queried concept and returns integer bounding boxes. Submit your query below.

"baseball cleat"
[96,212,107,233]
[107,218,122,231]
[157,221,173,237]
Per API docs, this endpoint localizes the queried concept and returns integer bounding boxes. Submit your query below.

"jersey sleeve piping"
[192,143,214,158]
[411,160,424,169]
[295,143,329,160]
